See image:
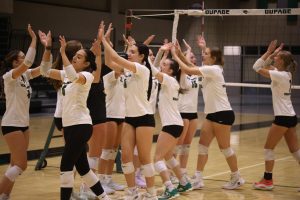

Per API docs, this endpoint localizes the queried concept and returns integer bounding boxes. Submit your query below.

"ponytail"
[144,58,153,101]
[0,50,21,99]
[136,43,152,101]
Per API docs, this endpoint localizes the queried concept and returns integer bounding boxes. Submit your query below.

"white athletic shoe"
[106,178,125,191]
[192,177,205,190]
[98,193,111,200]
[79,183,97,200]
[222,174,245,190]
[102,184,115,195]
[142,192,158,200]
[124,188,142,200]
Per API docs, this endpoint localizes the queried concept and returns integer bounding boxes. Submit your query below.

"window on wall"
[16,0,110,12]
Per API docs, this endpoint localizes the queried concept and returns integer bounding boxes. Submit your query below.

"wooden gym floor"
[0,112,300,200]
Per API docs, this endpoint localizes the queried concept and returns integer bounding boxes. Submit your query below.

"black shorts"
[180,113,198,120]
[106,118,125,125]
[125,114,155,128]
[92,118,107,125]
[1,126,29,135]
[273,115,298,128]
[87,82,107,125]
[162,125,183,138]
[54,117,63,131]
[206,110,235,125]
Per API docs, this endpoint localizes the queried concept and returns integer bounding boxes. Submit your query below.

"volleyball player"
[152,43,193,199]
[176,39,201,178]
[98,22,125,193]
[102,22,157,200]
[38,29,109,200]
[252,40,299,191]
[171,37,245,190]
[0,24,38,200]
[48,40,82,134]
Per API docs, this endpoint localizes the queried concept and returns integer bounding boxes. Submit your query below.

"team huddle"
[0,22,299,200]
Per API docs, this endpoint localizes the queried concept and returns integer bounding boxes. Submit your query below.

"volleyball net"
[125,8,300,113]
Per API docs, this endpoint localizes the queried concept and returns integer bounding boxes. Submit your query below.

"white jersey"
[103,71,125,119]
[1,69,32,127]
[54,89,63,118]
[61,71,94,127]
[269,70,296,116]
[178,74,200,113]
[198,65,232,114]
[149,77,159,114]
[123,63,152,117]
[158,74,183,126]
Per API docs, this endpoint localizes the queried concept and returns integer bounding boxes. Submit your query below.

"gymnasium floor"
[0,111,299,200]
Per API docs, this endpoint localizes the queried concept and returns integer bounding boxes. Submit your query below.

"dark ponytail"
[168,58,186,94]
[136,44,152,101]
[83,49,97,73]
[0,50,21,99]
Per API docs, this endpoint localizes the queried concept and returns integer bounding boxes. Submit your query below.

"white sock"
[195,171,203,179]
[231,171,240,178]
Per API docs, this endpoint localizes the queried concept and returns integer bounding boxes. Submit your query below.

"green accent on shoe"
[158,188,180,200]
[177,182,193,193]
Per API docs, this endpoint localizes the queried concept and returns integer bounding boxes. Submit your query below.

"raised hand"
[91,39,101,56]
[104,22,113,40]
[38,30,47,47]
[27,24,37,41]
[38,30,52,48]
[267,40,277,54]
[59,35,67,54]
[197,35,206,50]
[160,42,172,52]
[123,34,136,48]
[143,35,155,45]
[273,43,284,56]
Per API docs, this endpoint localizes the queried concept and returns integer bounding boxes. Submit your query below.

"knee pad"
[60,171,74,188]
[100,149,115,161]
[154,161,167,174]
[292,149,300,163]
[180,144,190,156]
[174,145,182,155]
[221,147,235,158]
[198,144,208,155]
[134,146,138,156]
[141,163,155,177]
[166,157,179,169]
[264,149,275,161]
[82,170,99,187]
[5,165,23,182]
[122,162,135,174]
[88,157,99,170]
